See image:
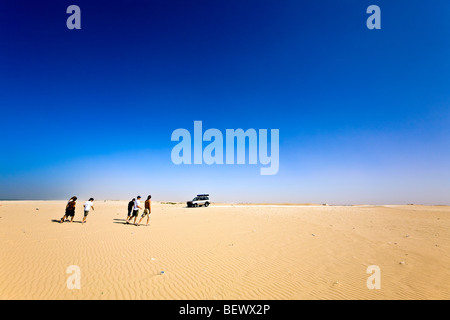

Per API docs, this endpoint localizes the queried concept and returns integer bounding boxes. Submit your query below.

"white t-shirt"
[134,199,140,210]
[84,201,93,211]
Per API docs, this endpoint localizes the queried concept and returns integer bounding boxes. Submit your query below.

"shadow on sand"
[51,219,82,224]
[113,218,132,225]
[112,219,149,226]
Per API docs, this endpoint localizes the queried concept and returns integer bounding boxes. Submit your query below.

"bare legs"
[60,215,75,223]
[136,215,150,226]
[126,214,138,224]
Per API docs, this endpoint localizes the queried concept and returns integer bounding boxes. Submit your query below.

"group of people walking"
[126,195,152,226]
[59,195,152,226]
[60,196,94,224]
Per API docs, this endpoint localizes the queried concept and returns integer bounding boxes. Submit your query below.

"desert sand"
[0,201,449,300]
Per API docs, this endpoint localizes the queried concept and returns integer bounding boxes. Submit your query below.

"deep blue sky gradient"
[0,1,449,203]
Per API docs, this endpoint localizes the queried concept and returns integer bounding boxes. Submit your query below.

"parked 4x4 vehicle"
[187,194,210,208]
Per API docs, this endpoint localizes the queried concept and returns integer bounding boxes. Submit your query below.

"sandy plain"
[0,201,449,300]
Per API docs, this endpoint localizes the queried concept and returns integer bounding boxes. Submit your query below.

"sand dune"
[0,201,449,300]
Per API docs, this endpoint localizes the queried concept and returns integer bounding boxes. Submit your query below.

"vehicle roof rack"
[197,194,209,197]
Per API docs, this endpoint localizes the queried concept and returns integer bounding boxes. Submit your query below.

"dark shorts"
[128,209,132,216]
[65,210,75,217]
[131,210,139,217]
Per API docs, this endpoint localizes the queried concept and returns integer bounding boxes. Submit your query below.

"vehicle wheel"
[194,203,198,208]
[205,202,209,207]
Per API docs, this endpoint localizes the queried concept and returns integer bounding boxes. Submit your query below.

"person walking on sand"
[82,198,95,223]
[127,196,142,224]
[60,196,77,223]
[126,198,135,222]
[136,195,151,226]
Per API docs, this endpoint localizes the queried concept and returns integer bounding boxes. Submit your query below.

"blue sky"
[0,0,449,204]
